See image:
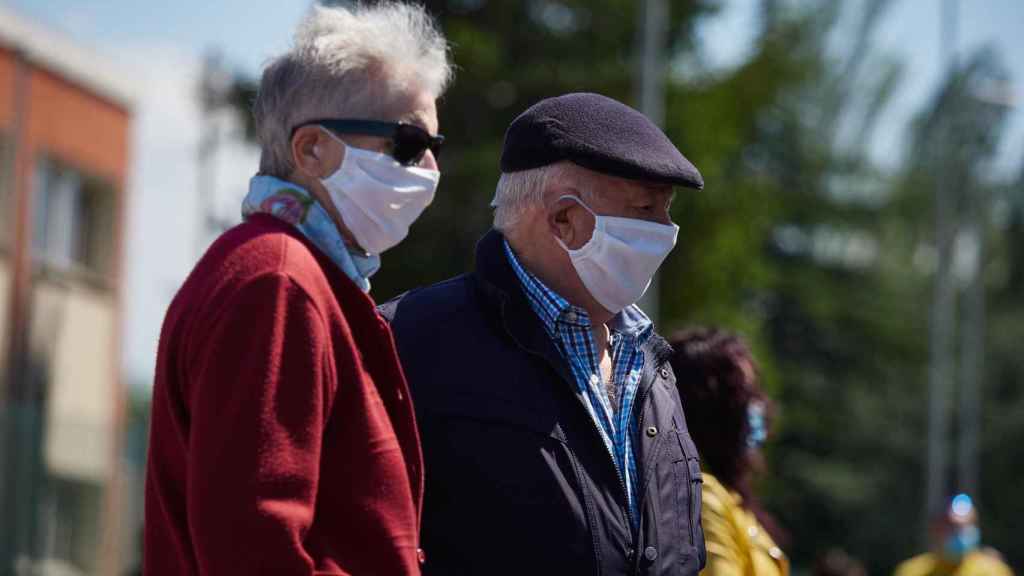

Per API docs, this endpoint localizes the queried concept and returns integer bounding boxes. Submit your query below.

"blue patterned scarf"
[242,175,380,292]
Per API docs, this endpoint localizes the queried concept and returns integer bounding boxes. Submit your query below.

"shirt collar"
[502,239,653,341]
[611,304,654,342]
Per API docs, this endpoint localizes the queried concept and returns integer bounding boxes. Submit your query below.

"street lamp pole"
[635,0,667,322]
[925,0,958,523]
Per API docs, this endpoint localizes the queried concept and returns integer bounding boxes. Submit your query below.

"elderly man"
[382,92,706,575]
[144,4,450,575]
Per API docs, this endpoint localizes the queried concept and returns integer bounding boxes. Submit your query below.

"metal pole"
[925,148,956,519]
[634,0,667,322]
[925,0,958,523]
[958,221,982,498]
[636,0,666,127]
[954,68,1016,505]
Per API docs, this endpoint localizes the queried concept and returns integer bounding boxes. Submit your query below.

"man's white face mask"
[319,129,440,254]
[556,195,679,315]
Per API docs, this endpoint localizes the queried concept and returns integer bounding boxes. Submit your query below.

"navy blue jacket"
[380,230,706,576]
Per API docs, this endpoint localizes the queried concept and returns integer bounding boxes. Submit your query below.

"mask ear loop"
[553,194,600,252]
[556,194,596,216]
[319,126,344,145]
[315,127,350,176]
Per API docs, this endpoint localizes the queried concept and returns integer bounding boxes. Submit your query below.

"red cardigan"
[144,214,424,575]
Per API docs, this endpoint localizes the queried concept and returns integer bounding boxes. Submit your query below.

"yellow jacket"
[894,551,1014,576]
[699,473,788,576]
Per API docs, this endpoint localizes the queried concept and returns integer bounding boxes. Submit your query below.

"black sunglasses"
[294,118,444,166]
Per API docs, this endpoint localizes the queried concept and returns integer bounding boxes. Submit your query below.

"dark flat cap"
[500,92,703,189]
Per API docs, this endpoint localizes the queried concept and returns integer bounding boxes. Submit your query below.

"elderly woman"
[144,3,451,575]
[669,328,789,576]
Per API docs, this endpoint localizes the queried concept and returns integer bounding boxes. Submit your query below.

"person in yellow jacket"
[669,328,789,576]
[894,494,1014,576]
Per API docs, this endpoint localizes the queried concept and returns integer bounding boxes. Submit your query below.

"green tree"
[658,1,936,570]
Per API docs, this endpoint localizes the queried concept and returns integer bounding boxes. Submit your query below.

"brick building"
[0,6,134,575]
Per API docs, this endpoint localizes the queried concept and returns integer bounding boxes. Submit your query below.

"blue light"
[951,493,973,518]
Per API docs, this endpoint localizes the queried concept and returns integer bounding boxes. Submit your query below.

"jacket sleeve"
[699,482,745,576]
[184,272,338,575]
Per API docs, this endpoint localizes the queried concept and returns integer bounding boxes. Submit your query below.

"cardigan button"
[644,546,658,561]
[416,548,427,564]
[645,426,658,438]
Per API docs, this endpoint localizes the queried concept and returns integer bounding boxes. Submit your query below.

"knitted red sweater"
[145,214,423,575]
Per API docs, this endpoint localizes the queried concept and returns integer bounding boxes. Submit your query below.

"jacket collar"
[474,229,574,383]
[473,228,525,301]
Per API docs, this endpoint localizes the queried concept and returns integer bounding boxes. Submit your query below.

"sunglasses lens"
[393,125,431,166]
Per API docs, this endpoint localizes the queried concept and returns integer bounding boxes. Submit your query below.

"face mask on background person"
[556,195,679,314]
[943,525,980,560]
[320,130,440,254]
[747,401,768,449]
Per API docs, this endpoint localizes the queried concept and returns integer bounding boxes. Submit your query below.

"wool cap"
[500,92,703,189]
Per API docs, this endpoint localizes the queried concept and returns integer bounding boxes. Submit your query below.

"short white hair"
[491,162,597,233]
[254,2,453,177]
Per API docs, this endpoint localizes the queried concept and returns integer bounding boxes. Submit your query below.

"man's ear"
[291,125,335,179]
[548,195,581,247]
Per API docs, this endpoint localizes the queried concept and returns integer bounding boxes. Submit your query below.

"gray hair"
[254,2,452,178]
[491,162,597,233]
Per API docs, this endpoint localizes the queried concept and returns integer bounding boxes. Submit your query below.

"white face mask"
[557,195,679,314]
[320,131,440,254]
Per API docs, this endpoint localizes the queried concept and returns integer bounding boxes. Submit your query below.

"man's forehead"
[590,171,673,200]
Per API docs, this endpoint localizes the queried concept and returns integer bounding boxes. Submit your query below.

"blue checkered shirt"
[503,240,652,533]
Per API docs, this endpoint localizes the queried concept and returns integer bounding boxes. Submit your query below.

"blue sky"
[3,0,1022,385]
[8,0,305,74]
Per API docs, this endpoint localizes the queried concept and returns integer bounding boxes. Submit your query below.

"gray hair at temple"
[491,162,599,233]
[254,2,452,178]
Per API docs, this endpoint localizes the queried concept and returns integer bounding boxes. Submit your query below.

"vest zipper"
[497,293,638,558]
[601,418,635,537]
[520,345,636,547]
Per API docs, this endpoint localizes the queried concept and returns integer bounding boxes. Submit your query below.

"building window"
[32,156,116,278]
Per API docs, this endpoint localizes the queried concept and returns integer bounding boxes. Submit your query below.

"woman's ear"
[291,125,340,179]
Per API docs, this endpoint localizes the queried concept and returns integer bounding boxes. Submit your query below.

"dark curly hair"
[668,327,786,544]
